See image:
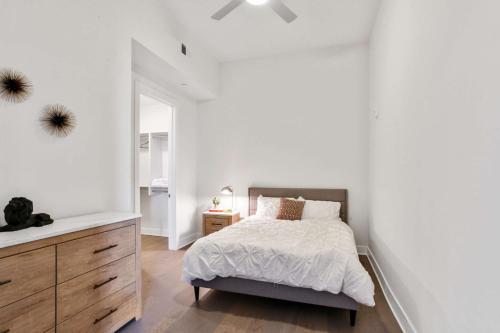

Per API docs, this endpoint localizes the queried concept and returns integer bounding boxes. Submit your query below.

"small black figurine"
[30,213,54,227]
[0,197,54,232]
[4,197,32,226]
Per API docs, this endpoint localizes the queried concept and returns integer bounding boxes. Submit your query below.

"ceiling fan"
[211,0,298,23]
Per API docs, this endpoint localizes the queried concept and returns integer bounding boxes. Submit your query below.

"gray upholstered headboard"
[248,187,348,223]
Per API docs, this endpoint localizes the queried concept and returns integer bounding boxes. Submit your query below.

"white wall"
[0,0,217,227]
[140,96,172,134]
[197,45,370,245]
[139,145,150,187]
[369,0,500,332]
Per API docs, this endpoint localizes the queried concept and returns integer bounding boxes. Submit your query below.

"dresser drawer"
[57,226,135,282]
[57,283,136,333]
[57,254,135,323]
[0,246,55,308]
[0,287,55,333]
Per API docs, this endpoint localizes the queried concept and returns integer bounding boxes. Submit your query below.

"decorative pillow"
[276,198,305,221]
[255,195,281,218]
[300,198,341,220]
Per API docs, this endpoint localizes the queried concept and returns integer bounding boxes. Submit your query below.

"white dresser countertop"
[0,211,141,249]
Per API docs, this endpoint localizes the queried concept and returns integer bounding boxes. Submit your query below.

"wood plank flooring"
[119,236,401,333]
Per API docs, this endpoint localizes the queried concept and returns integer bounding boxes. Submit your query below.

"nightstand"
[203,211,240,236]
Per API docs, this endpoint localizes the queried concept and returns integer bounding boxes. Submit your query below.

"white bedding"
[182,216,375,306]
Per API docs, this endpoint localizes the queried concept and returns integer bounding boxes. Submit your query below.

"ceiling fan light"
[246,0,268,6]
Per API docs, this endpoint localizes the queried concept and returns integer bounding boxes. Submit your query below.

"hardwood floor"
[119,236,401,333]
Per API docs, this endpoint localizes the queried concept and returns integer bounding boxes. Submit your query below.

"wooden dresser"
[203,211,240,236]
[0,212,141,333]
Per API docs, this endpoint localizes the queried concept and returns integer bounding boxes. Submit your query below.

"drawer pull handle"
[212,223,223,226]
[94,308,117,324]
[94,244,118,254]
[94,276,118,289]
[0,280,12,286]
[0,329,10,333]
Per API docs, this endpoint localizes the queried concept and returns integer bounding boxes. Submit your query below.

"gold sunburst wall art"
[40,104,76,137]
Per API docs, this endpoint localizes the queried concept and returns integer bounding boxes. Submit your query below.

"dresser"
[203,211,240,236]
[0,212,141,333]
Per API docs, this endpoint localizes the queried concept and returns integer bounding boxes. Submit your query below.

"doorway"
[133,79,176,242]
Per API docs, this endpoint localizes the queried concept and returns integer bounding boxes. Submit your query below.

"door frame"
[133,75,177,248]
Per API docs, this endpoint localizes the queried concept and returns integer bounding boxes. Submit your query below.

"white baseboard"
[177,232,202,249]
[357,245,368,255]
[141,226,167,237]
[367,248,417,333]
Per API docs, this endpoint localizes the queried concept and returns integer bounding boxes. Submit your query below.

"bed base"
[191,277,359,327]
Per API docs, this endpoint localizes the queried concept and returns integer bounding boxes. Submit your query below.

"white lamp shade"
[220,186,233,195]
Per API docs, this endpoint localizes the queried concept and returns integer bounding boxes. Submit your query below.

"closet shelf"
[151,186,168,193]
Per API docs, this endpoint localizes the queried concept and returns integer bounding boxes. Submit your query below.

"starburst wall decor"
[40,104,76,137]
[0,68,33,103]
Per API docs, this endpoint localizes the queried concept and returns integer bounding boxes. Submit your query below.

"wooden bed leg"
[194,286,200,302]
[349,310,357,327]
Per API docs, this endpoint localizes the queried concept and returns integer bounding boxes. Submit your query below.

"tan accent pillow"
[276,198,305,221]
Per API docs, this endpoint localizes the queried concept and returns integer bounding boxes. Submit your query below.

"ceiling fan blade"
[211,0,245,20]
[269,0,297,23]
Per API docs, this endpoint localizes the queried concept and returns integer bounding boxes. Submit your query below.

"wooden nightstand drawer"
[57,254,136,323]
[206,217,229,226]
[0,287,55,333]
[57,226,135,283]
[206,223,226,234]
[0,246,55,308]
[203,212,240,236]
[57,283,136,333]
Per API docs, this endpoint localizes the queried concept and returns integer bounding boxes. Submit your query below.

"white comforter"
[182,216,375,306]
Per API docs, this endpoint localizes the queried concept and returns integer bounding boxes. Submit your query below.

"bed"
[183,187,375,326]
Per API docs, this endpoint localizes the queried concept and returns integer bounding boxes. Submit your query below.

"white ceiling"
[163,0,380,62]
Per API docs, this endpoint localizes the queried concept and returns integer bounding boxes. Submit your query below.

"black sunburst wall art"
[0,68,33,103]
[40,104,76,137]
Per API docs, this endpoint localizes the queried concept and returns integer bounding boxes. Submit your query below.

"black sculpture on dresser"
[0,197,53,232]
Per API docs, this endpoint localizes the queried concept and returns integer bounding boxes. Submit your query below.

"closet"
[139,95,172,237]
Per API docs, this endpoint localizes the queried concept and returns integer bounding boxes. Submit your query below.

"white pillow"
[300,198,341,220]
[255,195,280,218]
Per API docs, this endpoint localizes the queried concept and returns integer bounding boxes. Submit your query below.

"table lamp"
[220,186,234,212]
